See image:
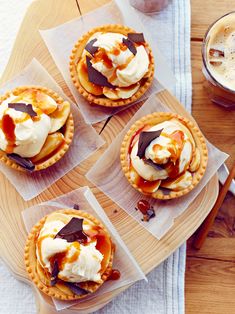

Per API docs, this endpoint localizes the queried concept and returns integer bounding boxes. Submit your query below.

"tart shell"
[24,209,114,300]
[120,112,208,200]
[69,24,155,107]
[0,85,74,172]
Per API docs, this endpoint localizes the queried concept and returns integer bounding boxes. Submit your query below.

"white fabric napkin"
[0,0,191,313]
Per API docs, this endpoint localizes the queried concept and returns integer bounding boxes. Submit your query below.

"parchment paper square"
[0,59,104,201]
[22,186,146,311]
[86,93,228,239]
[40,0,176,124]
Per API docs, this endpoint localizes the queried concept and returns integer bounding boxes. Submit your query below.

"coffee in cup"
[202,12,235,108]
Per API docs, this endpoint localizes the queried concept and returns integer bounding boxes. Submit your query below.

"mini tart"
[120,112,208,200]
[24,209,114,300]
[69,24,154,107]
[0,86,74,171]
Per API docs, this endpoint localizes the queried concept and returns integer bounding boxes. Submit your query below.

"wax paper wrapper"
[40,0,176,124]
[86,93,229,239]
[0,59,104,201]
[22,186,146,311]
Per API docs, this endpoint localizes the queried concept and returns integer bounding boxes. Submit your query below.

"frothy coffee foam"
[206,13,235,91]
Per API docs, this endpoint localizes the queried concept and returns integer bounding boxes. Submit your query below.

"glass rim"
[202,11,235,95]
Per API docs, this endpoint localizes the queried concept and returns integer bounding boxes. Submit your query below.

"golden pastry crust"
[24,209,114,300]
[120,112,208,200]
[69,24,154,107]
[0,85,74,171]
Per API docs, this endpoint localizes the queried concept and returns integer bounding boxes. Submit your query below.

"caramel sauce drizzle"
[37,234,81,273]
[37,222,112,277]
[0,90,47,154]
[1,114,16,154]
[85,225,111,274]
[90,41,136,86]
[54,242,81,272]
[128,127,188,193]
[107,269,121,281]
[135,173,161,194]
[93,49,113,69]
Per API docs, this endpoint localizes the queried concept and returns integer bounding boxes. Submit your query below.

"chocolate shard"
[144,159,164,171]
[65,282,89,296]
[73,204,80,210]
[7,153,35,171]
[55,217,88,243]
[122,38,137,55]
[146,208,155,220]
[8,103,37,117]
[85,38,99,56]
[50,259,59,286]
[137,129,163,159]
[127,33,145,43]
[86,56,114,88]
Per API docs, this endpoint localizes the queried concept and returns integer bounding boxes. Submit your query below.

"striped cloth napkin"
[94,0,191,313]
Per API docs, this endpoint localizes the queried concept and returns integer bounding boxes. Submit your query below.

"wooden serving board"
[0,1,219,313]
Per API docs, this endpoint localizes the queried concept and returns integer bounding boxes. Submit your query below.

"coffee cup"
[202,12,235,109]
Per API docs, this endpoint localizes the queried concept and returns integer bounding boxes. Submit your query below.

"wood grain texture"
[188,3,235,312]
[191,1,235,39]
[193,163,235,249]
[0,0,234,313]
[186,257,235,314]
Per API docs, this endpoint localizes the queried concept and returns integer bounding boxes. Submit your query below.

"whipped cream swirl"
[130,119,200,191]
[36,215,104,283]
[81,32,150,99]
[0,92,57,158]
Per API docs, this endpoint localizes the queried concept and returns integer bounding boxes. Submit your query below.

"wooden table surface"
[187,2,235,314]
[0,1,234,313]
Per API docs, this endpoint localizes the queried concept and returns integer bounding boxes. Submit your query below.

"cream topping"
[36,218,104,283]
[82,31,150,99]
[130,120,198,191]
[0,94,52,158]
[131,142,168,181]
[59,242,103,283]
[90,32,149,87]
